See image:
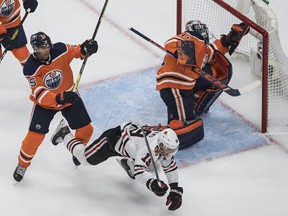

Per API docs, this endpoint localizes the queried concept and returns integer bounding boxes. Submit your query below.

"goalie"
[156,20,249,148]
[51,120,183,211]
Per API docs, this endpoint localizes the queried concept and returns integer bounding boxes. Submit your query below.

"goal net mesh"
[179,0,288,132]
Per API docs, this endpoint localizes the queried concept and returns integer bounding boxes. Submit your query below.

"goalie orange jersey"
[156,31,228,91]
[0,0,22,34]
[23,42,83,110]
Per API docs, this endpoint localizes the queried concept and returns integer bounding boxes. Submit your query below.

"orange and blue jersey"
[23,42,84,110]
[156,31,229,91]
[0,0,22,34]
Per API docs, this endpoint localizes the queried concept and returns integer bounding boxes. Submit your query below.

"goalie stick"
[129,27,261,97]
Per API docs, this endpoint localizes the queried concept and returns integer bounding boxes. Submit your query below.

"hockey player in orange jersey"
[157,20,249,149]
[13,32,98,182]
[0,0,38,65]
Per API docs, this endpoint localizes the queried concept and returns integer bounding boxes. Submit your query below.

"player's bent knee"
[75,123,93,144]
[170,119,204,149]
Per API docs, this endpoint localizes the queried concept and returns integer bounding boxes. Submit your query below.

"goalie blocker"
[144,118,204,149]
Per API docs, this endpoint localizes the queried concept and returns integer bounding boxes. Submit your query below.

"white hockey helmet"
[157,128,179,157]
[185,20,209,43]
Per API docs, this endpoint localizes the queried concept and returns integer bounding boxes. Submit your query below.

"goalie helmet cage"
[177,0,288,133]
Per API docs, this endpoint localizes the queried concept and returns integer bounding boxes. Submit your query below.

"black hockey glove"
[220,22,250,55]
[166,183,183,211]
[0,32,14,50]
[80,39,98,56]
[23,0,38,13]
[146,178,168,197]
[56,91,80,105]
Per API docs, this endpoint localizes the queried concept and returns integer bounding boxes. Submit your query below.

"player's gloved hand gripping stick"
[129,27,261,97]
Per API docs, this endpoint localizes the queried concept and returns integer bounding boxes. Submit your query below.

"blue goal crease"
[79,68,269,166]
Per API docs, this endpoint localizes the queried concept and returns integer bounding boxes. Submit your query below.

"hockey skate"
[116,158,135,179]
[72,155,81,166]
[13,164,27,182]
[51,119,71,145]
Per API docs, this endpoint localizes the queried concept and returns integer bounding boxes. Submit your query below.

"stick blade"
[239,80,262,95]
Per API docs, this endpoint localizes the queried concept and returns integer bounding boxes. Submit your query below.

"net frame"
[177,0,288,133]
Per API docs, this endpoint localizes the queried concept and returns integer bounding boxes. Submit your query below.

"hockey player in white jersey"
[51,120,183,211]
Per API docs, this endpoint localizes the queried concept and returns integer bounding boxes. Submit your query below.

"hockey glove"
[80,39,98,56]
[0,32,15,50]
[56,91,80,105]
[221,22,250,55]
[166,183,183,211]
[0,32,7,43]
[146,178,168,197]
[23,0,38,13]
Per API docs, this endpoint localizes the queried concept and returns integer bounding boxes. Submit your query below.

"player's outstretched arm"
[146,178,168,197]
[166,183,183,211]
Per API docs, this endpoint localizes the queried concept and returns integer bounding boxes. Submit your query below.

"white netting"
[180,0,288,132]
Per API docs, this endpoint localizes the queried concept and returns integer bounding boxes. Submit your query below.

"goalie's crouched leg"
[194,89,222,115]
[170,119,204,149]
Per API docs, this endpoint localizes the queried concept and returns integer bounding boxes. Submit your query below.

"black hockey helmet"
[185,20,209,44]
[30,32,52,51]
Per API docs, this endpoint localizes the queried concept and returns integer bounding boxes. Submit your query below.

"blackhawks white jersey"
[115,123,179,185]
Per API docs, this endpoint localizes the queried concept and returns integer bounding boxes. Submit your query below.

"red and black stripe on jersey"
[116,123,132,157]
[162,158,177,174]
[134,164,146,177]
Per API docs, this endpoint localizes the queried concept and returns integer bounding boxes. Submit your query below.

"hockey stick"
[73,0,109,91]
[0,10,30,64]
[129,27,261,97]
[141,127,160,182]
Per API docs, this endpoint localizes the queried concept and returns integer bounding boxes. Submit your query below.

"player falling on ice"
[51,120,183,211]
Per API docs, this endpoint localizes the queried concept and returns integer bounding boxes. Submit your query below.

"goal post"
[177,0,288,133]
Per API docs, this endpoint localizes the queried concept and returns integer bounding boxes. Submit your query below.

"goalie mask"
[185,20,209,44]
[157,129,179,157]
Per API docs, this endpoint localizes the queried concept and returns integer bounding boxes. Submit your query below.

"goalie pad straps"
[194,51,232,114]
[170,119,204,149]
[194,90,218,114]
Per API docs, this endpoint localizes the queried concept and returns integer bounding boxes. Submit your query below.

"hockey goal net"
[177,0,288,133]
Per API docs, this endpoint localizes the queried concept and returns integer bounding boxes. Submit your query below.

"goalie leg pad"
[170,119,204,149]
[194,51,232,115]
[194,89,222,115]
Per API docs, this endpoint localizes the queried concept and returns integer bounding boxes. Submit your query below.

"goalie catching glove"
[221,22,250,55]
[146,178,168,197]
[166,183,183,211]
[56,91,80,105]
[80,39,98,57]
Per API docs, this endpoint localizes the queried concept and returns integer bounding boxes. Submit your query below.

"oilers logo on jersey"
[0,0,15,17]
[43,70,62,89]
